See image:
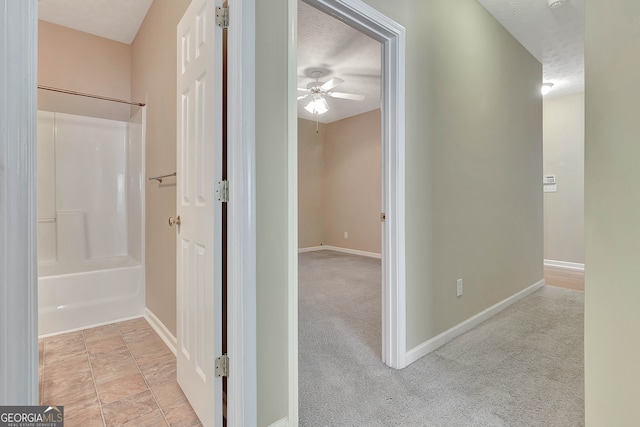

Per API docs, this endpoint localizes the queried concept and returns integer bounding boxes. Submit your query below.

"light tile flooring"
[39,318,201,427]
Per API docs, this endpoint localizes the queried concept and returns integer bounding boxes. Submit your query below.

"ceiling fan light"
[541,82,554,95]
[305,97,328,115]
[548,0,565,9]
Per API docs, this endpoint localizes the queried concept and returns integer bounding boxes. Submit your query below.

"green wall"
[584,0,640,424]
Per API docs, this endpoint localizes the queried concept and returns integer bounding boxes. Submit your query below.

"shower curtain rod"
[37,85,146,107]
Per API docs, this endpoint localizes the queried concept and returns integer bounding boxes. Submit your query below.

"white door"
[176,0,223,426]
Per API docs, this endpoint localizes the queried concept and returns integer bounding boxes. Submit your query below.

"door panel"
[176,0,223,425]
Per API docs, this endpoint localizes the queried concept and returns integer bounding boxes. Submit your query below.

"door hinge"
[215,354,229,377]
[216,6,229,29]
[380,213,386,222]
[216,180,229,203]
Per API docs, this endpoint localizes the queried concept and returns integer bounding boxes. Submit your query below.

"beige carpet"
[299,250,584,426]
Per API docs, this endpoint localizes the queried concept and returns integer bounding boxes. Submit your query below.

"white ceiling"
[476,0,584,98]
[38,0,153,45]
[298,0,584,122]
[39,0,584,118]
[297,1,381,123]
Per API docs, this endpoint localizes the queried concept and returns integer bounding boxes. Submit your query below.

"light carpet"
[299,250,584,426]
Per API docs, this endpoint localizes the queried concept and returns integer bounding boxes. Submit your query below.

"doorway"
[296,0,385,417]
[289,0,406,420]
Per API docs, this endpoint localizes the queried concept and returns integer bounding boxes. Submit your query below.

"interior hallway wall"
[584,0,640,424]
[361,0,543,349]
[256,0,290,424]
[323,110,381,254]
[38,20,131,121]
[298,110,382,254]
[543,92,585,264]
[298,118,326,248]
[131,0,192,336]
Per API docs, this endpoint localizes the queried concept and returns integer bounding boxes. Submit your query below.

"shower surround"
[37,109,146,336]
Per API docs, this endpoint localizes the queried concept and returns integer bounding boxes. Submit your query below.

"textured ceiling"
[297,1,381,123]
[38,0,583,112]
[476,0,584,98]
[38,0,153,45]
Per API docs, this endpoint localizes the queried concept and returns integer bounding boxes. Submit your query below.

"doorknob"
[168,215,181,227]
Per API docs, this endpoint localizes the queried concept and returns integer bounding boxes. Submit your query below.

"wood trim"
[298,245,382,259]
[302,0,407,370]
[0,0,39,404]
[144,309,178,355]
[269,417,289,427]
[405,280,546,366]
[544,259,585,271]
[227,0,258,425]
[287,0,300,424]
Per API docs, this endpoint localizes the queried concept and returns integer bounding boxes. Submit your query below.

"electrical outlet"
[456,279,463,297]
[344,231,348,239]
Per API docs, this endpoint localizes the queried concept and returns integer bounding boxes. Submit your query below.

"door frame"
[0,0,39,405]
[227,0,257,425]
[7,0,258,422]
[288,0,406,421]
[293,0,407,364]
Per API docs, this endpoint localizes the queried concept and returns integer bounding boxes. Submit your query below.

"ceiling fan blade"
[297,94,309,101]
[328,91,365,101]
[297,87,309,92]
[320,77,344,91]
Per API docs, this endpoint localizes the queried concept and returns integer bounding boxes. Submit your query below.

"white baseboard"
[298,246,324,253]
[269,417,288,427]
[144,307,177,355]
[38,314,144,339]
[404,279,546,366]
[298,245,381,259]
[544,259,585,271]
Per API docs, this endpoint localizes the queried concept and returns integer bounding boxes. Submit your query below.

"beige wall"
[38,20,131,121]
[131,0,192,336]
[324,110,381,253]
[543,93,585,264]
[298,110,382,253]
[585,0,640,424]
[298,118,326,248]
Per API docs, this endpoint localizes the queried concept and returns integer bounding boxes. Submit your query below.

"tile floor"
[39,317,201,427]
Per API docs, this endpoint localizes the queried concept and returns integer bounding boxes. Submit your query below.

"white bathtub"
[38,256,145,336]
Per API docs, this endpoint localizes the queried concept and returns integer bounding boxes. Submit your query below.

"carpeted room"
[298,249,583,426]
[295,1,584,425]
[296,92,583,426]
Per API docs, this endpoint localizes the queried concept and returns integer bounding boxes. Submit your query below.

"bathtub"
[38,256,145,336]
[37,109,146,337]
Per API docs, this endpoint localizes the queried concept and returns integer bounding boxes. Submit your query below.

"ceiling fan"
[297,70,365,115]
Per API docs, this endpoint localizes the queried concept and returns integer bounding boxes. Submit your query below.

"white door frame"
[288,0,406,421]
[0,0,39,405]
[293,0,407,363]
[227,0,257,425]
